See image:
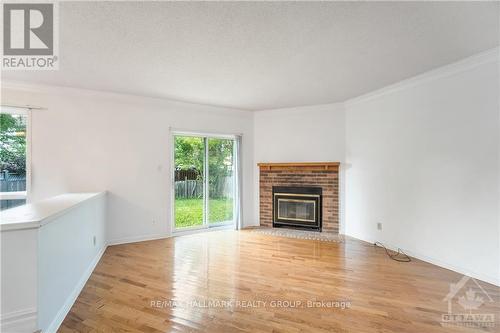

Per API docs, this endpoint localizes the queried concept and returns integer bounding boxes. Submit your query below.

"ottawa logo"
[441,275,495,328]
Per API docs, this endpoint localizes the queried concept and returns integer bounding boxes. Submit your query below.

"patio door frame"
[171,130,237,234]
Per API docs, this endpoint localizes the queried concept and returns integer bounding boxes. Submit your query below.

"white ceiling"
[2,2,499,110]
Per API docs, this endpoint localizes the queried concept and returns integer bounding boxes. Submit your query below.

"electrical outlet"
[93,235,96,246]
[377,222,382,231]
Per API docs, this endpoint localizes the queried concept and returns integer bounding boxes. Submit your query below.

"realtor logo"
[441,275,495,329]
[2,2,59,69]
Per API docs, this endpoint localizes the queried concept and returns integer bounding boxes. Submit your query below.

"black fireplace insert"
[272,186,322,231]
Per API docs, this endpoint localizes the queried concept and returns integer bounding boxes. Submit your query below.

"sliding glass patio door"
[173,134,236,231]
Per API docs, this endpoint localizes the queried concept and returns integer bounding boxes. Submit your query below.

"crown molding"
[344,47,499,108]
[2,47,498,112]
[254,101,345,113]
[0,80,252,115]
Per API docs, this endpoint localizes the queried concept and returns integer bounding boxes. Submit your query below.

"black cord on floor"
[374,242,411,262]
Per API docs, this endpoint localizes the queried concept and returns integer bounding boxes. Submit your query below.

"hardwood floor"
[59,230,500,333]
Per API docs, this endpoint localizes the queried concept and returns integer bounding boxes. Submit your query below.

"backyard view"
[174,198,234,228]
[174,135,234,228]
[0,112,27,210]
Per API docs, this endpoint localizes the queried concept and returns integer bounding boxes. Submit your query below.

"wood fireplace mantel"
[257,162,340,171]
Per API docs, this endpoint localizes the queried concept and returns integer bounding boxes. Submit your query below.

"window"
[0,108,30,210]
[173,133,237,230]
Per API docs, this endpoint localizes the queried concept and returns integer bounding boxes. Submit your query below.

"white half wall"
[0,192,106,333]
[344,49,500,285]
[0,83,255,242]
[0,228,38,332]
[253,103,346,230]
[38,193,106,332]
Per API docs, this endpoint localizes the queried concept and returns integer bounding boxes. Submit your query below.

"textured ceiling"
[2,1,499,110]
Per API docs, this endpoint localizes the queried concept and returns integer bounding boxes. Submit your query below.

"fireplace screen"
[277,199,316,223]
[273,186,322,231]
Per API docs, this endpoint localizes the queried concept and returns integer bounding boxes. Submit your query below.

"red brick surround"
[258,163,340,233]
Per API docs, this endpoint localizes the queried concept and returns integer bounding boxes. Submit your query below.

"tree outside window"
[0,113,28,210]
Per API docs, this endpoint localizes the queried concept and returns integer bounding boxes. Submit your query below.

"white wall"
[0,193,106,332]
[0,228,38,332]
[253,103,346,229]
[38,193,106,332]
[344,50,500,285]
[1,83,254,243]
[253,103,345,163]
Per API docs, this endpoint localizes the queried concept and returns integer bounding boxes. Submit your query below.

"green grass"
[175,198,233,228]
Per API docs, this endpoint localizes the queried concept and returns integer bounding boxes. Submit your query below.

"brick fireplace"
[258,162,340,233]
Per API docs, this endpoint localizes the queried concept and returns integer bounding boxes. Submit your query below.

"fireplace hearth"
[273,186,322,231]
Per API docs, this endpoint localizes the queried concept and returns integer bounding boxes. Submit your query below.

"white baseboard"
[0,308,37,333]
[172,224,234,237]
[108,227,238,245]
[107,233,171,246]
[44,245,107,333]
[347,233,500,287]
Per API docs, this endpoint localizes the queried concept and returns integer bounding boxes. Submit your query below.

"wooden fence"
[0,171,26,192]
[175,176,233,199]
[175,180,203,199]
[0,171,27,210]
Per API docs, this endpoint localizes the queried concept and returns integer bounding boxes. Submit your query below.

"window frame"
[0,107,32,204]
[170,130,238,234]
